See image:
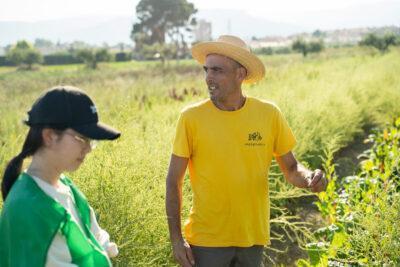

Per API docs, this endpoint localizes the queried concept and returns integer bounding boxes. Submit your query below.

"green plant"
[6,40,43,70]
[305,118,400,266]
[1,48,400,265]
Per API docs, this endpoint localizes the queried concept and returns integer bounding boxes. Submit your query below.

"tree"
[292,39,324,57]
[308,41,324,53]
[312,30,325,38]
[359,33,399,53]
[292,39,308,56]
[131,0,197,58]
[6,40,43,70]
[76,48,111,69]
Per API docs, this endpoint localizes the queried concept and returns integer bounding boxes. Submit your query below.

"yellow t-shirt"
[172,97,296,247]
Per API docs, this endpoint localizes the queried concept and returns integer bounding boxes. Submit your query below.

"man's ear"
[42,128,57,147]
[237,67,247,82]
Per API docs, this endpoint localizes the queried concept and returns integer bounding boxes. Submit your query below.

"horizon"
[0,0,399,46]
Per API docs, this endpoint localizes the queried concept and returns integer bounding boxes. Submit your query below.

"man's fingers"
[175,251,193,267]
[310,169,323,187]
[185,245,195,265]
[311,175,328,192]
[173,241,195,267]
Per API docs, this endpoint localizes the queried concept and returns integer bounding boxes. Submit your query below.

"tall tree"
[131,0,197,52]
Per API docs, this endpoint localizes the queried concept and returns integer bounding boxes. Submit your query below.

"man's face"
[203,54,245,103]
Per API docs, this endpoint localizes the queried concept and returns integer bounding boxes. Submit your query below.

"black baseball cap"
[25,86,120,140]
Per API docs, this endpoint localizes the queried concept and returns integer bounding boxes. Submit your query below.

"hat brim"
[72,122,120,140]
[191,42,265,84]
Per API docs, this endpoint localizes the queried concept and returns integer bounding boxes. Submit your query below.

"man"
[166,35,328,267]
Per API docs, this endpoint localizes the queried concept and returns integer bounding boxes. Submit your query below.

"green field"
[1,47,400,266]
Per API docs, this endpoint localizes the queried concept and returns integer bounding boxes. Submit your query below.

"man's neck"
[212,93,246,111]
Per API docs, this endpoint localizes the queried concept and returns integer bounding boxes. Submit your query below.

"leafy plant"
[304,118,400,266]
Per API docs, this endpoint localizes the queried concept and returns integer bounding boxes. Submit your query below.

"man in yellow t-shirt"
[166,35,328,267]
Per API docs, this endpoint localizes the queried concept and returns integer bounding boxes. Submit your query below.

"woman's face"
[50,129,93,172]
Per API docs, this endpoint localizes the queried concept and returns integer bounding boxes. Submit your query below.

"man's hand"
[172,239,195,267]
[307,169,328,192]
[276,151,328,192]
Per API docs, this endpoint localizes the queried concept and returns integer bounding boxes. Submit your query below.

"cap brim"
[72,122,121,140]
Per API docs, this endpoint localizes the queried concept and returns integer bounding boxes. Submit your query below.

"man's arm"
[275,151,327,192]
[165,154,195,267]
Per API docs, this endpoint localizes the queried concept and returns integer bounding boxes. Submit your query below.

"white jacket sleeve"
[46,209,118,266]
[90,207,119,258]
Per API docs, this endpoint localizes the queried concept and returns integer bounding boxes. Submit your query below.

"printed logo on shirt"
[245,131,265,146]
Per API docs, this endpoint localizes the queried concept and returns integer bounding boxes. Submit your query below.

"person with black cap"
[0,86,121,267]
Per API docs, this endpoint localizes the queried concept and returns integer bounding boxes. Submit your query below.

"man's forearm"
[287,162,313,188]
[166,181,184,243]
[276,152,327,192]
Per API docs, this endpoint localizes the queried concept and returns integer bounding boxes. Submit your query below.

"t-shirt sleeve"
[172,112,192,158]
[273,106,297,157]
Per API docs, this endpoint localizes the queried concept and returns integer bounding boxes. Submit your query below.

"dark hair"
[1,127,44,200]
[1,126,65,200]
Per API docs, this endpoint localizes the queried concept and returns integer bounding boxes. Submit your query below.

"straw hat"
[191,35,265,84]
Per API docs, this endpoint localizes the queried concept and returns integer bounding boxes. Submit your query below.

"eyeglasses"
[64,132,98,149]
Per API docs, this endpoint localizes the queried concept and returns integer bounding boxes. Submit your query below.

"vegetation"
[292,39,324,57]
[254,46,292,56]
[6,40,43,70]
[359,33,399,53]
[75,48,112,69]
[131,0,197,60]
[1,47,400,265]
[299,118,400,266]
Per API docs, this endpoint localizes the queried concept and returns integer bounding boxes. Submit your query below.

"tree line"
[0,40,133,70]
[254,32,400,57]
[1,0,399,70]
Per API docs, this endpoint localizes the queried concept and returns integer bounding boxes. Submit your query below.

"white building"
[194,20,212,42]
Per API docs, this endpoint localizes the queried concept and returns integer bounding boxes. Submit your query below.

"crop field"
[1,47,399,266]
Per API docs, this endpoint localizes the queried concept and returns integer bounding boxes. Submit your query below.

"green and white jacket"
[0,173,115,267]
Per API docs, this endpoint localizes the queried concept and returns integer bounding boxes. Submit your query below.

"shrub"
[43,52,82,65]
[6,40,43,70]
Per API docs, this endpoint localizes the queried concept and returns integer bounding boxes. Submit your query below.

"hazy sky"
[0,0,396,22]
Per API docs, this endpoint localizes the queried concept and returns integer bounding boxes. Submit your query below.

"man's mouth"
[208,85,217,92]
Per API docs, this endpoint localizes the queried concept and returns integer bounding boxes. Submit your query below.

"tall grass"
[1,47,400,265]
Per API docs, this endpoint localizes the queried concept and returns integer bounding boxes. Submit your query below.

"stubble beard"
[208,84,224,104]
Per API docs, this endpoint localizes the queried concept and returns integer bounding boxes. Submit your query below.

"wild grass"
[1,46,399,265]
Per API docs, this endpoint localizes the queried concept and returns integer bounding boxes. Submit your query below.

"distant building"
[249,26,400,49]
[249,36,292,48]
[194,20,212,42]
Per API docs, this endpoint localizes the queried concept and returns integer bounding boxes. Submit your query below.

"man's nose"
[205,71,214,82]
